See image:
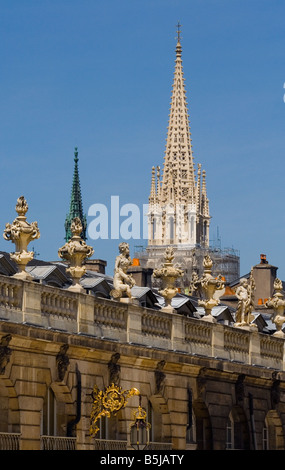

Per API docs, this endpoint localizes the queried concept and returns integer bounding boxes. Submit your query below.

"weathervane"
[176,21,182,42]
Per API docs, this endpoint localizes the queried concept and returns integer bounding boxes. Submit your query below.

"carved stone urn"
[266,278,285,337]
[3,196,40,280]
[191,255,224,322]
[153,246,183,313]
[58,217,94,292]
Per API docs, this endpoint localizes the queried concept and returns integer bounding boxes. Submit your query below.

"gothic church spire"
[159,21,195,206]
[148,24,210,248]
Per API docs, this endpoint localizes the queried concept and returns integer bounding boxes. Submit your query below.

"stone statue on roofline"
[3,196,40,280]
[111,242,136,303]
[266,278,285,337]
[234,268,257,330]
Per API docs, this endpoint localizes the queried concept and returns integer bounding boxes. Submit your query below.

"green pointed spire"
[65,147,87,242]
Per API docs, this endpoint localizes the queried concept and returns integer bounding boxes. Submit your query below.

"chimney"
[252,255,277,309]
[260,254,268,264]
[84,259,107,274]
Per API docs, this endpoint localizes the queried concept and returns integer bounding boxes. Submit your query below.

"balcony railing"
[146,442,172,450]
[93,439,128,450]
[40,435,77,450]
[0,432,21,450]
[93,439,172,450]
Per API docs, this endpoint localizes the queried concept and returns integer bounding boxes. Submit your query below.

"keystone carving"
[56,344,70,381]
[0,334,12,375]
[235,374,245,404]
[108,352,121,385]
[155,360,166,394]
[271,377,280,410]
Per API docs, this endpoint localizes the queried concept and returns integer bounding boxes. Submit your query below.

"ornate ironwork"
[90,383,140,436]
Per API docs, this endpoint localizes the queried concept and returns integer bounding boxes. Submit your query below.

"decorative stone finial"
[266,278,285,337]
[3,196,40,280]
[234,268,257,330]
[58,217,94,292]
[111,242,136,303]
[153,246,183,313]
[190,255,224,322]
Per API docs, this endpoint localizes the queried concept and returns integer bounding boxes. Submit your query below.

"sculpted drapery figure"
[234,269,256,328]
[266,278,285,337]
[111,242,135,300]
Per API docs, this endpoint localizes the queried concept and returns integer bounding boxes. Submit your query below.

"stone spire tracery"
[148,24,210,248]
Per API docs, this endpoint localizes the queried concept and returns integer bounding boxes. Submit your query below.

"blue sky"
[0,0,284,279]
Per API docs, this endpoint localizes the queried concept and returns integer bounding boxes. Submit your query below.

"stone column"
[14,379,43,450]
[77,292,96,335]
[21,281,44,326]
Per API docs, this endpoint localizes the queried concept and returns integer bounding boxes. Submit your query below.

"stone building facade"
[0,27,283,454]
[1,269,285,451]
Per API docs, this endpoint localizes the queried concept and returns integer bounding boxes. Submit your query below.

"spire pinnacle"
[149,166,157,204]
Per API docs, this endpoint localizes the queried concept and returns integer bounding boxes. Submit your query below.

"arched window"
[186,410,196,445]
[169,216,174,242]
[42,387,57,436]
[190,216,195,240]
[226,416,234,449]
[41,385,73,438]
[264,410,285,450]
[262,421,269,450]
[152,218,156,240]
[192,400,212,450]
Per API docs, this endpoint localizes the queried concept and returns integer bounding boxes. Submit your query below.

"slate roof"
[0,251,282,333]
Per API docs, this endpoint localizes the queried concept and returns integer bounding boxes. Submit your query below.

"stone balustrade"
[0,278,22,314]
[41,290,78,319]
[0,274,285,371]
